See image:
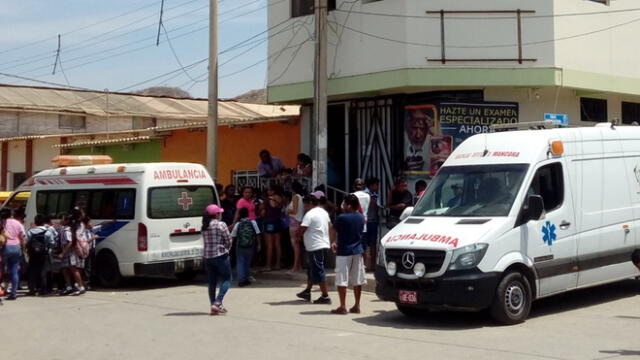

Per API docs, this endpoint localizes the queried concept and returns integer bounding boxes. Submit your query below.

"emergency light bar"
[490,120,565,131]
[51,155,114,167]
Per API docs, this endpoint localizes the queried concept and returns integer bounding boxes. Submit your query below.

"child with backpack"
[231,208,261,287]
[25,214,57,296]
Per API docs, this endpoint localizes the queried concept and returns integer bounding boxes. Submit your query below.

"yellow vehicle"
[0,190,30,210]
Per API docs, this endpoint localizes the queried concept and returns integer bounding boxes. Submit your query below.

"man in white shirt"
[352,178,371,224]
[296,195,332,304]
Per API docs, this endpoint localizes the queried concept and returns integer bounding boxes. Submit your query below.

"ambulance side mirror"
[519,195,545,226]
[400,207,414,221]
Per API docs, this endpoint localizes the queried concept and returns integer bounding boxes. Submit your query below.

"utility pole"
[207,0,218,180]
[313,0,328,188]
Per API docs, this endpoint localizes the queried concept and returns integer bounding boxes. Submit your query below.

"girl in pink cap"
[202,204,233,315]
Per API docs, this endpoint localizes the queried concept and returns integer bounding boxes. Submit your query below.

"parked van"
[376,124,640,324]
[5,161,219,287]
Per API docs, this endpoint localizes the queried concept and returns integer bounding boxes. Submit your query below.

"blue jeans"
[236,247,254,283]
[205,254,232,305]
[4,245,22,296]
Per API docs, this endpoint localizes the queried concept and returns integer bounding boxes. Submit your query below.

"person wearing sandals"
[202,204,233,315]
[296,195,332,304]
[330,195,366,315]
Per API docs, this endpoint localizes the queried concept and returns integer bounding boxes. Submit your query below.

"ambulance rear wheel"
[96,252,122,288]
[396,304,429,318]
[490,271,532,325]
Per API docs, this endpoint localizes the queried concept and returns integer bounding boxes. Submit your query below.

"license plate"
[399,290,418,304]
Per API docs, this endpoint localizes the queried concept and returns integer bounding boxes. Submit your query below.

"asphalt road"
[2,277,639,360]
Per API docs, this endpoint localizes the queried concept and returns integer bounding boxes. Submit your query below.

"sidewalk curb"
[255,270,377,293]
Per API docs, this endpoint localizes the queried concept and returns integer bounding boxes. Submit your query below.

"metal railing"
[232,170,313,194]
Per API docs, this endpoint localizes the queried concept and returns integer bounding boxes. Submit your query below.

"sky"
[0,0,270,98]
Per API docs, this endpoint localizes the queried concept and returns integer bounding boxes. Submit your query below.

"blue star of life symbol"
[541,221,557,246]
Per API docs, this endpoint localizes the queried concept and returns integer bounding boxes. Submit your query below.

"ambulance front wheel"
[490,271,532,325]
[96,251,122,288]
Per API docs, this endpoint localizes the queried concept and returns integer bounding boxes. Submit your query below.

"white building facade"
[267,0,640,196]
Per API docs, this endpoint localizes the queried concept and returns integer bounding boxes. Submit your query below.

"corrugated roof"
[0,84,299,124]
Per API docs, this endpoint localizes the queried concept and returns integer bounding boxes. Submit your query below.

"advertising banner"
[404,102,519,176]
[439,102,519,148]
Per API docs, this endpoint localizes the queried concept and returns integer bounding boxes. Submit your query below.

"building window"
[132,117,157,129]
[59,114,86,130]
[580,98,607,122]
[622,102,640,125]
[291,0,335,18]
[12,173,26,190]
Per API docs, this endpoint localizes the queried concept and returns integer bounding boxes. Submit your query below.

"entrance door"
[522,160,578,296]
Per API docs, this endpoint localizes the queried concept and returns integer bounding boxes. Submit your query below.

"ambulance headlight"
[448,243,489,270]
[413,262,426,277]
[386,261,397,276]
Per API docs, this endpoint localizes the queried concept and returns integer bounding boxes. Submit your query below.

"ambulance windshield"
[413,164,529,217]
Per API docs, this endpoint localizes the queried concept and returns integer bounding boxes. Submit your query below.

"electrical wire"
[4,0,287,80]
[0,72,89,90]
[161,23,199,81]
[0,1,209,72]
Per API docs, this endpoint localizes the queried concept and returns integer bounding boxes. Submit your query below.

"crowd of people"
[205,152,431,316]
[0,207,114,303]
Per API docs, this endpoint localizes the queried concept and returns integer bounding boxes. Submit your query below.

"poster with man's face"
[404,105,437,174]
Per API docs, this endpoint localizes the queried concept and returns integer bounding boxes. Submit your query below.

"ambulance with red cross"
[376,123,640,324]
[6,159,219,287]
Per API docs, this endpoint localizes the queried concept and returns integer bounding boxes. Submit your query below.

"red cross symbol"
[177,192,193,211]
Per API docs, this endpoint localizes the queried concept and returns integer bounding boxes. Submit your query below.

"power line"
[0,0,165,56]
[3,0,286,80]
[0,0,208,71]
[0,72,88,90]
[161,23,198,81]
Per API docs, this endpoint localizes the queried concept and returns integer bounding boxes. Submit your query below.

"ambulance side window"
[528,163,564,212]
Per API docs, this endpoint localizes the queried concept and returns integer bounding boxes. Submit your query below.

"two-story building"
[267,0,640,199]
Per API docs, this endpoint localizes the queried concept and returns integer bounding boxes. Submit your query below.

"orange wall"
[161,121,300,185]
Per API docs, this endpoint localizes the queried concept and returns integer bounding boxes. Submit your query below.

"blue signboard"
[544,113,569,126]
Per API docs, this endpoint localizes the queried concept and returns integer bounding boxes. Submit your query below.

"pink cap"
[311,191,325,199]
[206,204,224,215]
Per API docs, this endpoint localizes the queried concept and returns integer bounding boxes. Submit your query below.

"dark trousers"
[28,255,46,293]
[205,254,232,305]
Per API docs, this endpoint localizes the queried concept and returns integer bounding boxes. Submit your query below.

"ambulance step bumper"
[375,266,499,311]
[134,257,203,277]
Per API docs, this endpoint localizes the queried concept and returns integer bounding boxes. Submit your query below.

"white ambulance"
[6,159,219,287]
[376,123,640,324]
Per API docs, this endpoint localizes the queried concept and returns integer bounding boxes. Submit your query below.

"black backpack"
[27,229,47,258]
[236,220,256,248]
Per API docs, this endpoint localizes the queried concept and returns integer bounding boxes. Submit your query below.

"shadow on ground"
[529,279,640,319]
[164,312,210,317]
[599,350,640,357]
[90,271,304,293]
[352,279,640,331]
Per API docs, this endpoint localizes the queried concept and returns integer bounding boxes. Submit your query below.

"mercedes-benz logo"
[183,222,190,229]
[402,251,415,269]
